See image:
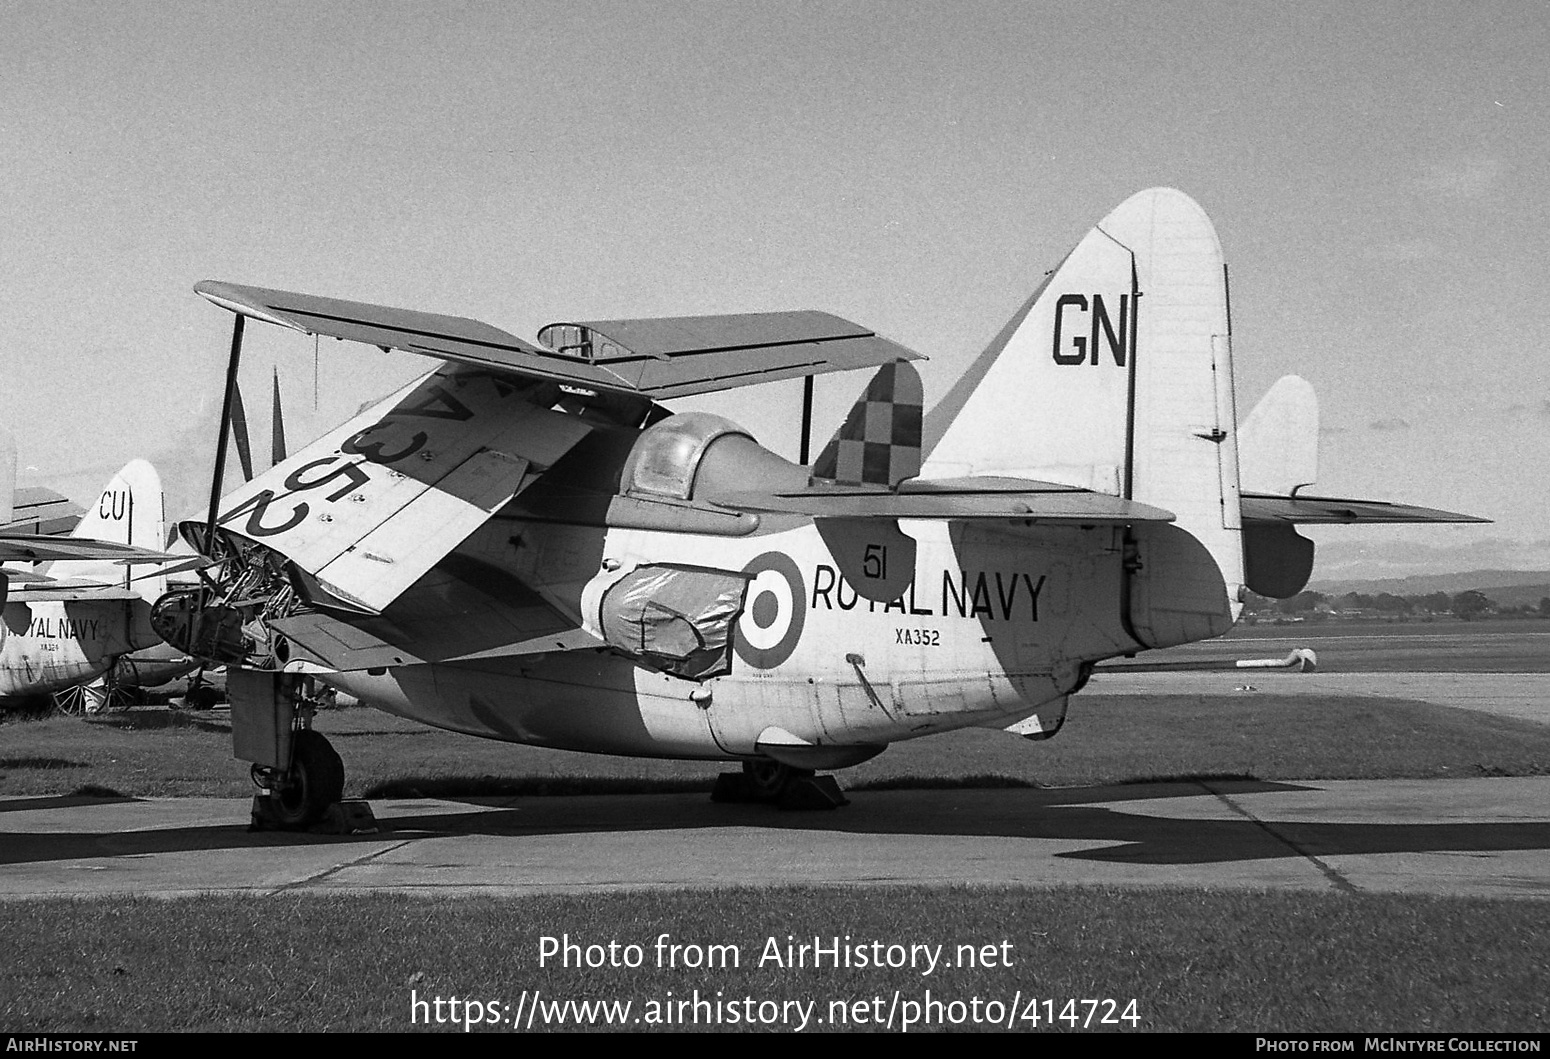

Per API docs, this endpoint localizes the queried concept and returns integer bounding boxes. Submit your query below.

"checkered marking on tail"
[811,360,923,487]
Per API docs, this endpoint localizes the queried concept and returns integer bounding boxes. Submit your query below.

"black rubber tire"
[184,686,222,710]
[265,730,345,829]
[742,759,808,801]
[742,759,788,799]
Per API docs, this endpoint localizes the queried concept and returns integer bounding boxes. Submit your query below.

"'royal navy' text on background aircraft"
[153,188,1483,827]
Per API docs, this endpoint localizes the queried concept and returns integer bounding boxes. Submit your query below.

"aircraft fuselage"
[0,598,147,702]
[316,517,1142,760]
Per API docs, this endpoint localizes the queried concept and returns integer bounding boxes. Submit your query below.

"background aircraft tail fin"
[52,459,168,597]
[922,187,1244,643]
[810,360,923,487]
[0,425,15,526]
[1239,375,1318,496]
[1234,373,1485,599]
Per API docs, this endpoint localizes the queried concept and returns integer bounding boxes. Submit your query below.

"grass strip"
[1,886,1545,1032]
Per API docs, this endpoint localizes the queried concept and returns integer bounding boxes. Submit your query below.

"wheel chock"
[312,800,379,835]
[777,774,848,810]
[249,796,378,834]
[710,772,747,803]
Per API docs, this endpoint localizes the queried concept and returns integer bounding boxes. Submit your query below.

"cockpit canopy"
[620,411,807,502]
[621,412,748,500]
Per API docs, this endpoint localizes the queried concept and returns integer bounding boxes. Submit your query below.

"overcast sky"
[2,1,1546,578]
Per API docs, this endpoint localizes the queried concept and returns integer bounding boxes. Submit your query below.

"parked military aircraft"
[153,187,1484,827]
[1,454,184,708]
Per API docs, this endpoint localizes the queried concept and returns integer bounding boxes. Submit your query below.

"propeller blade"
[128,555,212,582]
[202,313,246,555]
[271,368,287,466]
[229,379,255,482]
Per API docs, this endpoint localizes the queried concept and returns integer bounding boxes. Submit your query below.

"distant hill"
[1311,569,1550,605]
[1477,584,1550,608]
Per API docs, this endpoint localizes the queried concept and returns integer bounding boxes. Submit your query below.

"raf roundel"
[734,551,806,670]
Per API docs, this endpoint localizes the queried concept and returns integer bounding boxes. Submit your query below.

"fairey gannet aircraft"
[1,448,184,709]
[152,187,1483,828]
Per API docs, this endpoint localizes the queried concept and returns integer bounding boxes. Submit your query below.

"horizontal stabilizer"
[1236,377,1485,525]
[712,478,1174,523]
[196,281,921,400]
[1241,493,1487,525]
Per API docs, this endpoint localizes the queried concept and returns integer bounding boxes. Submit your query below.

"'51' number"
[863,544,887,580]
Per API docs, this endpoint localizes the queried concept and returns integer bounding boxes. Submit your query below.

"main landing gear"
[231,670,373,833]
[711,759,849,810]
[251,729,345,829]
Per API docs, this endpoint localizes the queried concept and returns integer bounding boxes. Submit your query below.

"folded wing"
[195,281,922,400]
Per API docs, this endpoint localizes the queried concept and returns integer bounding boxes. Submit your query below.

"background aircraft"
[153,187,1483,828]
[0,372,293,713]
[1,450,185,711]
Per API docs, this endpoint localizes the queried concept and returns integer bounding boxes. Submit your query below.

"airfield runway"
[2,776,1547,901]
[3,671,1547,901]
[1087,669,1550,726]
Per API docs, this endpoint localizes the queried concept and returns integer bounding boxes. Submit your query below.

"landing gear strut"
[711,759,849,810]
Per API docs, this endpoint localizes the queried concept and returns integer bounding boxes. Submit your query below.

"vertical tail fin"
[808,361,925,603]
[54,460,168,597]
[923,188,1244,641]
